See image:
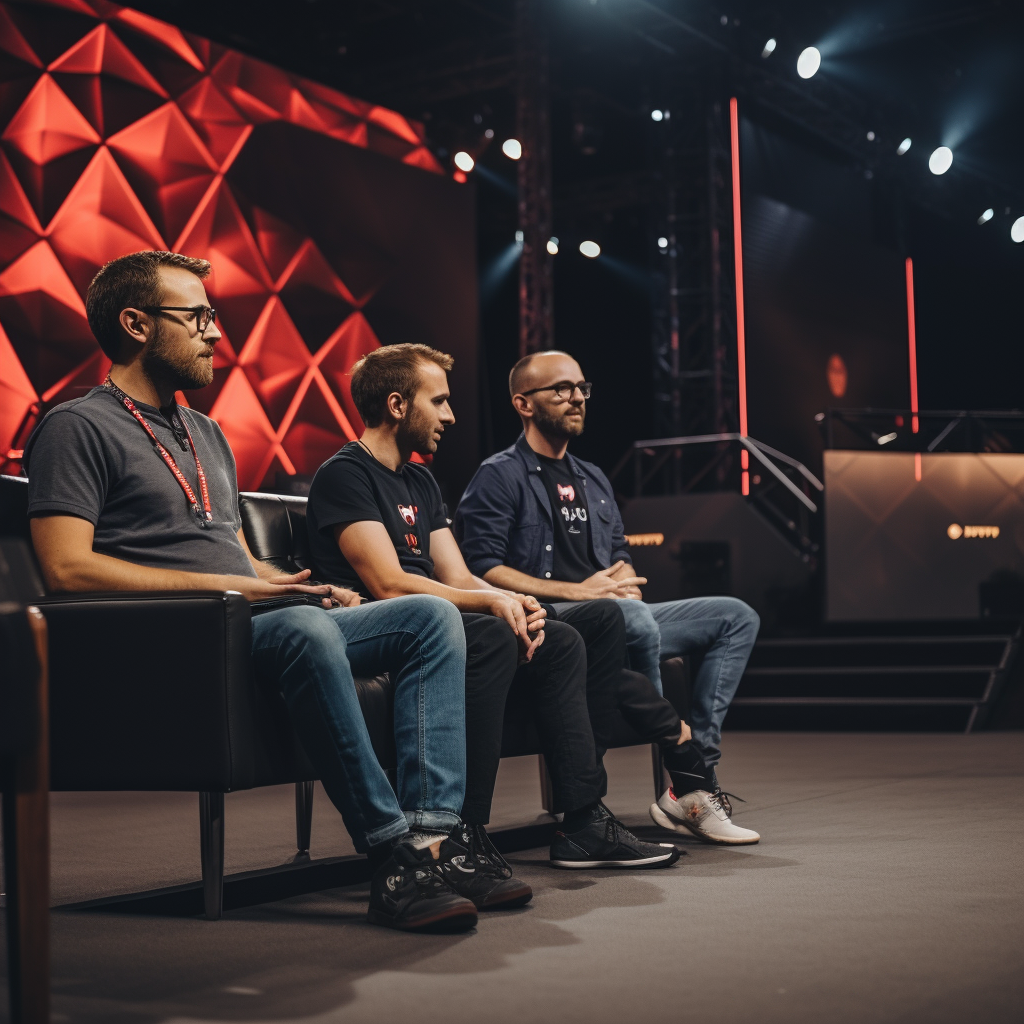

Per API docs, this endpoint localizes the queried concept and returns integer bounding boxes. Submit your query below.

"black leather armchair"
[1,474,688,922]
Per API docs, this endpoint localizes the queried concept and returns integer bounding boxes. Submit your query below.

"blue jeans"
[250,595,466,853]
[613,597,759,768]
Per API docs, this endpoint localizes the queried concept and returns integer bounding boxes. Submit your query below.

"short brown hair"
[86,250,212,360]
[350,343,454,427]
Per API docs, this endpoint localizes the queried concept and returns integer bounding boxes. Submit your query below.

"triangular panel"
[47,147,165,293]
[106,101,217,243]
[237,296,311,426]
[207,366,280,490]
[175,179,272,343]
[277,239,356,352]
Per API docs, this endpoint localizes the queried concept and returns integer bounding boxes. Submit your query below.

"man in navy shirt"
[455,350,761,845]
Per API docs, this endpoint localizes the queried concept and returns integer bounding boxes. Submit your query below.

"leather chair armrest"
[38,591,256,793]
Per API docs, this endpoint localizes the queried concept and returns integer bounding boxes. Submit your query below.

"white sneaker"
[650,787,760,845]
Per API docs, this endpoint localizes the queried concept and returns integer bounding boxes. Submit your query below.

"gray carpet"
[2,732,1022,1023]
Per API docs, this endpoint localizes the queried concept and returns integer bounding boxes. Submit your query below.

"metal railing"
[610,433,822,560]
[822,409,1024,454]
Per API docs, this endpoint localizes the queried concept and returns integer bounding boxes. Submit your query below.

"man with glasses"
[24,250,480,932]
[454,350,762,845]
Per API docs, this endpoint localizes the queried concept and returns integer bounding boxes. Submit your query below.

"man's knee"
[723,597,759,635]
[543,618,586,659]
[465,613,518,663]
[389,594,465,647]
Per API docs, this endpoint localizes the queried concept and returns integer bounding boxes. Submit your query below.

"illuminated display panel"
[0,0,444,488]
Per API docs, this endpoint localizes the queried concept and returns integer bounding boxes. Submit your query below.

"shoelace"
[709,789,745,818]
[468,824,513,879]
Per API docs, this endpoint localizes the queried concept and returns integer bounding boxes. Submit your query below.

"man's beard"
[142,320,214,394]
[532,401,585,439]
[398,404,439,456]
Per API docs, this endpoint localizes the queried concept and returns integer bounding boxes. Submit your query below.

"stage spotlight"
[866,131,875,141]
[547,237,559,255]
[761,38,776,58]
[651,109,664,122]
[502,138,522,160]
[579,240,601,258]
[453,151,474,172]
[978,208,994,225]
[484,128,494,139]
[515,230,524,246]
[877,432,897,445]
[897,137,912,155]
[1012,217,1024,244]
[928,147,953,175]
[657,236,668,249]
[797,46,820,79]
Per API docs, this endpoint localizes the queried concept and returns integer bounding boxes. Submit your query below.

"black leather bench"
[1,474,687,920]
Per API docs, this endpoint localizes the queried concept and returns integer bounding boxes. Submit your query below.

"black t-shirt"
[536,452,600,584]
[306,442,449,598]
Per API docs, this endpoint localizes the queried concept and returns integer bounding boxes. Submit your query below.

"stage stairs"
[727,622,1021,732]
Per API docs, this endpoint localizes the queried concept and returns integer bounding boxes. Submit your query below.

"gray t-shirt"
[24,386,257,578]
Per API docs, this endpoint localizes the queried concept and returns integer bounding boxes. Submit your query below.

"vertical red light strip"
[906,257,919,434]
[730,97,749,496]
[906,257,921,481]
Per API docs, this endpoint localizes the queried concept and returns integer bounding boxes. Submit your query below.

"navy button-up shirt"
[454,434,632,580]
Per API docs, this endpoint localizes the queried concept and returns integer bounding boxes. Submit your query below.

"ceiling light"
[546,237,559,255]
[579,240,601,258]
[453,151,474,172]
[877,432,897,445]
[978,208,994,225]
[484,128,494,139]
[761,38,776,58]
[650,109,664,122]
[897,138,912,155]
[657,236,668,248]
[1012,217,1024,244]
[928,146,953,175]
[502,138,522,160]
[866,131,875,141]
[796,46,820,79]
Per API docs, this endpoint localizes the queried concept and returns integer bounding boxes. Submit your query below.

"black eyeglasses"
[140,305,217,332]
[519,380,592,400]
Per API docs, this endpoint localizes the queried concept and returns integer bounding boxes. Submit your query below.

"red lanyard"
[103,374,214,528]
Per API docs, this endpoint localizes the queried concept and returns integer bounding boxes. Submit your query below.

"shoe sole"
[649,802,760,845]
[478,885,534,911]
[367,905,478,933]
[549,849,679,869]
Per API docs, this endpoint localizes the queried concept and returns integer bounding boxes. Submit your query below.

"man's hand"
[257,568,362,608]
[571,561,647,601]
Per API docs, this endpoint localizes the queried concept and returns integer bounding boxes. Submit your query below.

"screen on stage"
[825,450,1024,621]
[0,0,479,495]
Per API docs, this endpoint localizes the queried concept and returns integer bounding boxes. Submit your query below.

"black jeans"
[460,613,604,824]
[552,601,682,757]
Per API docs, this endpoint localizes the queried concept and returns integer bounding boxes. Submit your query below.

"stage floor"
[3,732,1023,1023]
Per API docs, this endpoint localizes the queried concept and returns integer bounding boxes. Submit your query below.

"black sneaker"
[367,841,478,932]
[438,823,533,910]
[550,806,681,869]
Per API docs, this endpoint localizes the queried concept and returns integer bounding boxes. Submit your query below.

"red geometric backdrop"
[0,0,443,488]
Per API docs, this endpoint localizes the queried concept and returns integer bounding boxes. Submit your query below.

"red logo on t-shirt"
[405,532,418,550]
[398,503,418,526]
[557,483,575,502]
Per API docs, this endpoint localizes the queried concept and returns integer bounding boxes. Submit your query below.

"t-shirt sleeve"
[25,409,110,524]
[307,457,384,534]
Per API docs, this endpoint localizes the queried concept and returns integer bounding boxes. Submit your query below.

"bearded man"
[454,350,762,845]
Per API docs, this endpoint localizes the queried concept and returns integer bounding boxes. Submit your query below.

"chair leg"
[537,754,559,815]
[199,792,224,920]
[295,781,314,854]
[651,743,668,801]
[4,606,51,1024]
